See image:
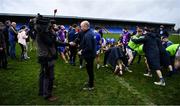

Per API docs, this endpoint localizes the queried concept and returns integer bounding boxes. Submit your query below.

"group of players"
[0,15,180,101]
[53,23,180,87]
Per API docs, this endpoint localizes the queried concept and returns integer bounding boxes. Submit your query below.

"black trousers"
[84,57,94,87]
[170,56,175,68]
[6,42,9,56]
[79,55,83,66]
[39,61,54,98]
[69,46,77,64]
[19,43,25,59]
[0,49,7,69]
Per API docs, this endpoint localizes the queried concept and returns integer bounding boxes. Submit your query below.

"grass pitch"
[0,34,180,105]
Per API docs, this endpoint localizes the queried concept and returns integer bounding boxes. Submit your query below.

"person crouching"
[107,45,128,76]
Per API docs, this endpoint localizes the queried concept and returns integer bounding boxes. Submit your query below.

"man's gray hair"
[81,20,90,28]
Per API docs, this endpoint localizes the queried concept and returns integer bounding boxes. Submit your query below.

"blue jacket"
[8,26,17,42]
[159,29,169,37]
[162,41,173,48]
[94,31,101,51]
[80,29,97,59]
[68,28,77,42]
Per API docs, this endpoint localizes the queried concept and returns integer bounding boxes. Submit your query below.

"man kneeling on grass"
[109,45,128,76]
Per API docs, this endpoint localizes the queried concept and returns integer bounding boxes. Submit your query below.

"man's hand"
[78,50,82,55]
[69,42,76,46]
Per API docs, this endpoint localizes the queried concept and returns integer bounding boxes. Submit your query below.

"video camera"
[33,13,51,34]
[34,13,58,35]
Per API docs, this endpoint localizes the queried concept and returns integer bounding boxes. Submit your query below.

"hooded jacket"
[132,32,161,70]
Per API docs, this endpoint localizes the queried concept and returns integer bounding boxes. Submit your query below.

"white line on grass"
[115,76,155,105]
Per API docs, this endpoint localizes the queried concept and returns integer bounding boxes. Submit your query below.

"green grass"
[0,34,180,105]
[104,33,120,40]
[169,34,180,44]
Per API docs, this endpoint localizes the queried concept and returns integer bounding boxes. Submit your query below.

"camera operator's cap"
[160,25,164,28]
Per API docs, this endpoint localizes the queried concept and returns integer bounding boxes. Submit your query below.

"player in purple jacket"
[120,27,131,52]
[57,25,68,63]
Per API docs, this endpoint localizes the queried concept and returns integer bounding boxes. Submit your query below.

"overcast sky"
[0,0,180,29]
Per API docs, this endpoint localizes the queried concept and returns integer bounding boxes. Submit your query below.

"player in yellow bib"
[166,44,180,70]
[126,29,144,67]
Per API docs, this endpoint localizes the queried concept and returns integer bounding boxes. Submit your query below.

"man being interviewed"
[78,21,97,91]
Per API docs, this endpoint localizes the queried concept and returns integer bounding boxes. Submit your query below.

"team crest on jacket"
[94,35,96,39]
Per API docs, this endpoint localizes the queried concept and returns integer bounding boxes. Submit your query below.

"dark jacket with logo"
[80,29,97,59]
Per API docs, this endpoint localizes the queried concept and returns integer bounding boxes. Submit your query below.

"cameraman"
[0,22,7,69]
[35,14,68,101]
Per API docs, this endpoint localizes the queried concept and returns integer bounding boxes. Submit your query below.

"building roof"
[0,13,175,26]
